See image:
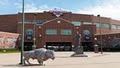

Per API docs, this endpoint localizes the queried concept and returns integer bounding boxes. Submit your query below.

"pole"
[97,15,103,54]
[20,0,25,65]
[33,13,37,49]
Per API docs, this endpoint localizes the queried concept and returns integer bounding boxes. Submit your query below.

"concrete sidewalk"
[0,52,120,68]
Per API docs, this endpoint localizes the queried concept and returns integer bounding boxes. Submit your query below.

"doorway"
[24,42,33,51]
[46,42,72,51]
[81,42,93,51]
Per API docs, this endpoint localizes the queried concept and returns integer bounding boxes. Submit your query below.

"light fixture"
[94,38,97,41]
[39,26,41,28]
[76,27,78,29]
[39,35,42,37]
[57,20,61,23]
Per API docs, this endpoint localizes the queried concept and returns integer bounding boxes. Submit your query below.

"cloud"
[78,0,120,20]
[14,2,69,13]
[14,0,120,20]
[14,3,42,12]
[14,3,22,8]
[0,0,9,5]
[24,4,69,12]
[0,1,5,5]
[25,4,50,12]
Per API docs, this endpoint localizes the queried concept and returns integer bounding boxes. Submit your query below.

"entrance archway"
[24,42,33,51]
[81,42,93,51]
[46,42,72,51]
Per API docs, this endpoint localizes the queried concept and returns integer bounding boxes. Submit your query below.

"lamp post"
[108,37,110,50]
[94,38,99,53]
[94,38,97,44]
[19,0,25,65]
[33,13,37,50]
[97,15,103,54]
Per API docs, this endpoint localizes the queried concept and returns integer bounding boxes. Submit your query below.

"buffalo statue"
[23,48,55,65]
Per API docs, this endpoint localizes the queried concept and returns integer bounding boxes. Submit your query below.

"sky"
[1,0,120,20]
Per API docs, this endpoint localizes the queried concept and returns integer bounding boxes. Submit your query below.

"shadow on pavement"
[2,61,120,67]
[2,64,23,67]
[2,64,45,67]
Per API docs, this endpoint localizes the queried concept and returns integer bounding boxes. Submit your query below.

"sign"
[26,29,33,35]
[49,10,68,17]
[84,35,90,41]
[83,30,90,35]
[26,35,33,40]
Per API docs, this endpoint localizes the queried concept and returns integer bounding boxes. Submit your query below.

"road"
[0,52,120,68]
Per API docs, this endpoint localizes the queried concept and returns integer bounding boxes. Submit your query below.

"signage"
[26,35,33,40]
[84,35,90,41]
[83,30,90,35]
[26,29,33,35]
[49,10,68,17]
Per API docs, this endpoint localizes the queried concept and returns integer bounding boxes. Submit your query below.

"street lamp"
[97,15,103,54]
[94,38,97,44]
[108,37,111,48]
[33,13,37,50]
[19,0,25,65]
[94,38,99,53]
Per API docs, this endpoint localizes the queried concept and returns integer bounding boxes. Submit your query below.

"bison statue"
[23,48,55,65]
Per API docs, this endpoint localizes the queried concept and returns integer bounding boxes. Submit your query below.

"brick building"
[0,10,120,50]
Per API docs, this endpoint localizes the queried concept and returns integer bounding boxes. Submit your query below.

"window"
[61,29,72,35]
[111,24,117,29]
[72,21,81,26]
[117,25,120,29]
[83,22,92,24]
[36,20,44,25]
[95,23,100,27]
[103,23,110,29]
[46,29,57,35]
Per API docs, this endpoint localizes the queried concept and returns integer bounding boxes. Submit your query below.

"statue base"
[71,46,88,57]
[71,53,88,57]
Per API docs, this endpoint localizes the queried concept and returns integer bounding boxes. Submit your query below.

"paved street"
[0,52,120,68]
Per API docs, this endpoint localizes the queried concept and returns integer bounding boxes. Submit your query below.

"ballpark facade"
[0,10,120,51]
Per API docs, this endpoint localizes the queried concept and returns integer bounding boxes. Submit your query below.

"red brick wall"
[41,18,74,47]
[72,14,93,22]
[0,14,17,33]
[81,24,96,42]
[16,12,120,48]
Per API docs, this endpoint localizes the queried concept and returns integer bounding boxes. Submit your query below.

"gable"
[43,17,74,27]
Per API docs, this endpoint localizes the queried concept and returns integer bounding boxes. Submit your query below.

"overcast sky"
[1,0,120,20]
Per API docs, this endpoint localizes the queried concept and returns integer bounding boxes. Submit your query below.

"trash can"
[94,44,99,53]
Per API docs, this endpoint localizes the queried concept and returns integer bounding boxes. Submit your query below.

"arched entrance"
[46,42,72,51]
[24,42,33,51]
[81,42,93,51]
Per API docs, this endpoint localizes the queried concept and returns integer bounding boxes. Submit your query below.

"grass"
[0,48,20,54]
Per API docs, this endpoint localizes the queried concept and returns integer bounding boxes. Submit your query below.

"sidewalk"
[0,52,120,68]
